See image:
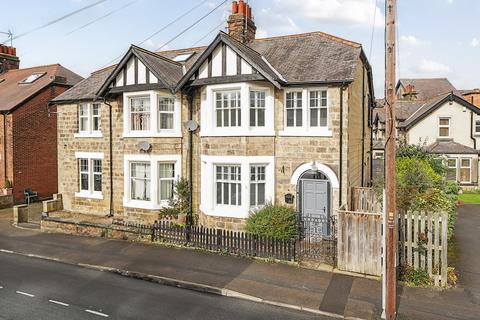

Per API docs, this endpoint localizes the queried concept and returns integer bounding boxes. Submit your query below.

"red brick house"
[0,44,82,202]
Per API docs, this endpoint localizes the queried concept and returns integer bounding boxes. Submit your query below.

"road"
[0,252,329,320]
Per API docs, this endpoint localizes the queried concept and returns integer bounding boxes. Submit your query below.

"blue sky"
[1,0,479,96]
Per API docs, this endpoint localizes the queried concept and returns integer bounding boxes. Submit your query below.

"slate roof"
[55,31,368,102]
[397,78,456,101]
[374,100,425,123]
[0,64,82,111]
[426,140,479,154]
[52,65,115,103]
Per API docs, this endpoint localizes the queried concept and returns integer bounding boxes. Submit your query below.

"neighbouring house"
[0,44,82,202]
[460,88,480,109]
[51,0,374,231]
[373,78,480,187]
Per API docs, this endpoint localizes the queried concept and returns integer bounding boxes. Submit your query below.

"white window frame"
[215,165,242,206]
[460,158,472,183]
[438,117,451,138]
[475,119,480,135]
[215,90,242,128]
[249,90,266,128]
[280,88,332,137]
[123,154,181,210]
[75,103,102,138]
[249,164,267,209]
[200,82,275,136]
[74,152,104,199]
[446,158,458,181]
[200,155,274,219]
[123,91,181,138]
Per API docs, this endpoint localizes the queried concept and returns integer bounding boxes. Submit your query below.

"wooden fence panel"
[337,210,383,276]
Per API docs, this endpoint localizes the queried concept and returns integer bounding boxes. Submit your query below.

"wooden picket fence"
[114,220,295,261]
[398,211,449,287]
[350,187,382,213]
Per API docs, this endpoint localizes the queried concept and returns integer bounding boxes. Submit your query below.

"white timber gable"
[197,43,255,79]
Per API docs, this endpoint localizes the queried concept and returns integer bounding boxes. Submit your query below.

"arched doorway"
[297,170,331,236]
[291,162,339,237]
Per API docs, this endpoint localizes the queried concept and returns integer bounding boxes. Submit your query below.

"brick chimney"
[227,0,257,43]
[0,44,20,75]
[402,84,418,101]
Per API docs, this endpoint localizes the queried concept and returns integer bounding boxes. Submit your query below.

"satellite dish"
[138,141,152,153]
[185,120,199,132]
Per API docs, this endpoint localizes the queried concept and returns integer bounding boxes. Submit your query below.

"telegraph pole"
[384,0,397,319]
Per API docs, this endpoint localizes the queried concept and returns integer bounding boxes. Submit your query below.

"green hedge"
[245,204,297,241]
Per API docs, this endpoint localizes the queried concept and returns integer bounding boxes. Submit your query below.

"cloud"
[400,35,423,46]
[472,38,479,48]
[417,59,451,74]
[258,0,384,28]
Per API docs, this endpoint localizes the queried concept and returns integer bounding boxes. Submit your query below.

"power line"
[156,0,228,51]
[65,1,136,36]
[138,0,209,47]
[191,19,226,46]
[3,0,107,45]
[369,0,379,60]
[100,0,210,68]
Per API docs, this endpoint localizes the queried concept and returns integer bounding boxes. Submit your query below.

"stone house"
[373,78,480,187]
[51,0,374,231]
[0,44,82,202]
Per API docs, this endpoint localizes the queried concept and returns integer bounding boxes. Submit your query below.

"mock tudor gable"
[97,45,183,97]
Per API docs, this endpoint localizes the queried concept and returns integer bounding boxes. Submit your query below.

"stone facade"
[57,59,372,228]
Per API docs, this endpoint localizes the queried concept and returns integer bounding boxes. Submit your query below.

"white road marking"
[0,249,14,254]
[85,309,109,317]
[48,299,69,307]
[16,291,35,297]
[0,286,3,289]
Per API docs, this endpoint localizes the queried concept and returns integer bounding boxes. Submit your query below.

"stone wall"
[0,194,13,209]
[57,77,371,227]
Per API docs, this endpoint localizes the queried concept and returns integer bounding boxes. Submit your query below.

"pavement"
[1,205,480,319]
[0,252,330,320]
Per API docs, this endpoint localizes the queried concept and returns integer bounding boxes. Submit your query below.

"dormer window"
[173,53,194,62]
[19,72,46,84]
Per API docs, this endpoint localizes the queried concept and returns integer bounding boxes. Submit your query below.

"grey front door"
[301,179,330,235]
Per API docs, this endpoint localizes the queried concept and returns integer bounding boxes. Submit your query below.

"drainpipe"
[186,90,194,230]
[471,111,477,150]
[361,67,366,187]
[339,83,346,207]
[103,98,114,217]
[2,111,8,185]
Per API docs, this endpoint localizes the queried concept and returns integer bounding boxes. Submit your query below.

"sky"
[0,0,479,97]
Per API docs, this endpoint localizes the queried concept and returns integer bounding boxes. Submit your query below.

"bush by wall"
[246,204,297,241]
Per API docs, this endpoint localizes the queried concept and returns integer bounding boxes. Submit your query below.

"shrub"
[159,178,190,219]
[399,264,433,287]
[396,143,447,175]
[246,204,297,241]
[3,179,11,189]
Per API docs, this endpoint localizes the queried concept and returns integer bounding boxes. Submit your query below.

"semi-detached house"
[51,0,374,232]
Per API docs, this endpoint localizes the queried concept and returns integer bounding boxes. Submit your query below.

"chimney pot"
[247,5,252,19]
[232,1,238,14]
[238,0,246,15]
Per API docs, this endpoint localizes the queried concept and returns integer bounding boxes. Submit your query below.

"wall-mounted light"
[311,161,319,172]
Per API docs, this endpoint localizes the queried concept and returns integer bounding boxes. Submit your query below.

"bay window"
[130,96,150,131]
[158,97,174,130]
[250,165,266,207]
[200,83,274,136]
[250,90,266,127]
[130,162,151,201]
[201,156,274,218]
[123,155,181,209]
[75,152,103,199]
[123,91,181,137]
[216,165,242,206]
[215,91,241,127]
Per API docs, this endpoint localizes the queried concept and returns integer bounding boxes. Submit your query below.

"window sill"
[200,204,250,219]
[279,128,333,137]
[123,199,170,210]
[200,129,275,137]
[74,132,103,138]
[123,131,182,138]
[75,191,104,200]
